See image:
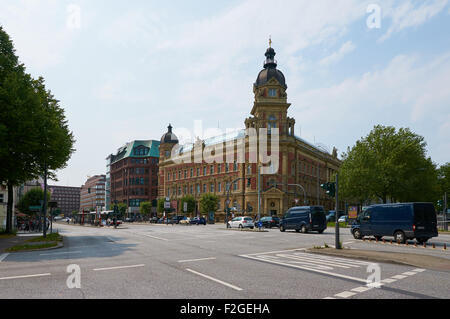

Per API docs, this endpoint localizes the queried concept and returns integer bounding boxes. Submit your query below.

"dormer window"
[269,88,277,97]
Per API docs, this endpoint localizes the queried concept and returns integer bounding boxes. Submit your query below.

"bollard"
[390,239,393,245]
[423,242,426,248]
[432,243,436,249]
[444,243,447,250]
[376,237,379,243]
[383,238,386,244]
[414,242,417,247]
[405,241,408,246]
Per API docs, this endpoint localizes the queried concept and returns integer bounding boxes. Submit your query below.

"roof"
[110,140,160,164]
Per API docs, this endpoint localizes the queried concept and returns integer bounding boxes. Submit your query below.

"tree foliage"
[437,163,450,195]
[157,198,165,214]
[180,195,196,214]
[16,188,51,216]
[339,125,439,204]
[0,26,75,233]
[199,194,219,215]
[139,201,152,217]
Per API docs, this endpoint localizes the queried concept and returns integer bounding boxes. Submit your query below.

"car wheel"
[295,229,300,233]
[227,223,231,228]
[353,229,362,240]
[318,229,324,234]
[301,225,308,233]
[280,225,285,232]
[394,231,406,244]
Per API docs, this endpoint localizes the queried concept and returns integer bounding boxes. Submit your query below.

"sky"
[1,0,449,187]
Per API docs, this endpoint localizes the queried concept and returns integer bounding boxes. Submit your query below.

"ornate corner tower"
[245,44,295,137]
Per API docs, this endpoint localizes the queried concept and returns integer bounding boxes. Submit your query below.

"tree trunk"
[6,182,14,233]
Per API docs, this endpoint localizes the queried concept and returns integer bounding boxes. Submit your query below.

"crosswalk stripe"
[335,291,357,298]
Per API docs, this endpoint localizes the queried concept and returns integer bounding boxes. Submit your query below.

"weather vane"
[269,35,272,48]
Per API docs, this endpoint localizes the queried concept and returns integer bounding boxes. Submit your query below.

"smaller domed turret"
[160,124,179,144]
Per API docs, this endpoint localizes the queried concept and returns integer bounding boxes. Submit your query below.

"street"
[1,223,449,299]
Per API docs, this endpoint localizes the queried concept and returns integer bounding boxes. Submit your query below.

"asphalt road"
[0,223,449,299]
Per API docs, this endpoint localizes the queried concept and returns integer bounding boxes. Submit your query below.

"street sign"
[29,206,41,211]
[348,206,358,219]
[164,202,171,209]
[183,202,188,213]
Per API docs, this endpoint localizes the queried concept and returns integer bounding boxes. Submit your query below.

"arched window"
[268,115,277,134]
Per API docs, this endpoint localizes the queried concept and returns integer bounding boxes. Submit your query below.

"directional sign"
[164,202,171,209]
[29,206,41,211]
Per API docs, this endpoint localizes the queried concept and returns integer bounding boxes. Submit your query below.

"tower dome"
[160,124,179,144]
[255,45,287,89]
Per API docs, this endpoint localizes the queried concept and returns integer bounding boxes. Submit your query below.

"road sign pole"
[335,173,340,249]
[43,163,48,238]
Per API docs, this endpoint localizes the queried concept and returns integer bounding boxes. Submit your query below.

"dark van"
[351,203,438,244]
[280,206,327,234]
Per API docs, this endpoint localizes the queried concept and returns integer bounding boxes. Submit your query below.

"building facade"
[49,185,81,216]
[80,175,106,213]
[108,140,160,214]
[158,45,341,221]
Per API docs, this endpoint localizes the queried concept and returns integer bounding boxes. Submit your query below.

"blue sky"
[1,0,449,187]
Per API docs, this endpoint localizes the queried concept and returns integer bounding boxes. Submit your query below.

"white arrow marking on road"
[186,268,243,291]
[0,273,51,280]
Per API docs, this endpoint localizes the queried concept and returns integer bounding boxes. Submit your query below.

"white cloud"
[379,0,449,42]
[319,41,356,66]
[292,52,450,164]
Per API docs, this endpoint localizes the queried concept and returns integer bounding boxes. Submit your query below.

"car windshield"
[244,217,253,221]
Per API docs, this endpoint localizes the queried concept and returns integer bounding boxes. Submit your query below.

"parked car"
[125,217,135,223]
[280,206,327,233]
[227,216,254,229]
[338,215,349,223]
[351,203,438,244]
[179,217,191,225]
[169,215,185,224]
[255,216,280,228]
[326,210,346,222]
[150,216,159,223]
[157,217,166,224]
[190,217,207,225]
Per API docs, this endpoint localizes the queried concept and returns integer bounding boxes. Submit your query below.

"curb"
[6,241,64,254]
[307,248,450,272]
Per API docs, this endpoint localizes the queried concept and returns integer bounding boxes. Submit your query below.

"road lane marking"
[335,291,357,298]
[381,278,397,283]
[0,273,51,280]
[391,275,408,280]
[178,257,216,263]
[412,268,426,272]
[241,254,368,284]
[0,253,9,262]
[40,251,82,256]
[93,264,145,271]
[402,271,418,276]
[186,268,243,291]
[351,286,372,293]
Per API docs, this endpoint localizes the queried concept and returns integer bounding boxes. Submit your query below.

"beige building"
[158,45,340,221]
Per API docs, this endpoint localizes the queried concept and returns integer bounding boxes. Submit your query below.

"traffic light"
[321,182,336,198]
[437,200,443,207]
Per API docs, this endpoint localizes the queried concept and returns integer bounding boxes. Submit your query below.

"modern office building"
[80,175,106,213]
[49,185,81,216]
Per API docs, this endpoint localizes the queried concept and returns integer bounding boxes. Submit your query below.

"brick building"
[80,175,106,212]
[108,140,160,214]
[158,45,341,221]
[49,185,80,216]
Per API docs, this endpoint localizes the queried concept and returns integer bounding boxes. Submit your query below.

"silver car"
[227,216,255,229]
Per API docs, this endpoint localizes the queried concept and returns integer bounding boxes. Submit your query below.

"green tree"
[157,198,165,214]
[339,125,439,204]
[139,201,152,220]
[438,163,450,195]
[199,194,219,215]
[16,188,51,216]
[0,27,75,233]
[117,203,127,218]
[180,195,196,215]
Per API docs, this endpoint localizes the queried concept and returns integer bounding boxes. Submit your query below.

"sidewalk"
[0,234,39,253]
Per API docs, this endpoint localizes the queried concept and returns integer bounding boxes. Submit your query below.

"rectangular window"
[218,182,222,193]
[210,183,214,193]
[203,167,207,176]
[190,168,193,177]
[218,164,222,174]
[196,168,200,176]
[210,166,214,174]
[203,184,207,193]
[269,88,277,97]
